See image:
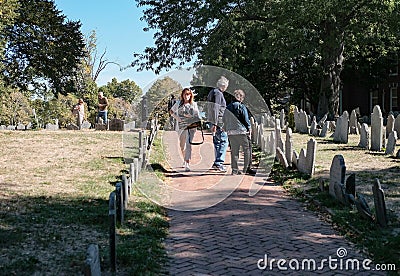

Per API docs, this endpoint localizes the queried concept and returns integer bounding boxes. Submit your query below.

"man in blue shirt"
[207,76,229,172]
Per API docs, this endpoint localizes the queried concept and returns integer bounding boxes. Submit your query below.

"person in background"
[224,89,256,175]
[72,98,85,129]
[97,91,109,124]
[207,76,229,172]
[170,88,199,172]
[167,94,177,130]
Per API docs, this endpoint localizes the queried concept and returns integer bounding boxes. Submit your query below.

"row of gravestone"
[329,154,389,228]
[252,115,317,177]
[84,127,156,275]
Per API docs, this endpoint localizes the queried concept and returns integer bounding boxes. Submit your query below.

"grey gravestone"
[81,121,91,129]
[280,109,285,129]
[134,158,140,179]
[285,127,293,166]
[358,123,370,149]
[385,131,397,155]
[349,109,358,134]
[317,114,327,127]
[372,179,388,227]
[275,119,284,153]
[310,117,317,136]
[333,181,347,205]
[109,118,124,131]
[329,155,346,198]
[16,123,25,130]
[292,150,298,169]
[124,121,136,131]
[355,194,373,221]
[268,131,276,155]
[45,123,58,131]
[306,138,317,176]
[67,123,79,130]
[122,174,129,209]
[320,121,329,137]
[386,114,395,137]
[0,125,5,130]
[276,147,289,168]
[84,244,101,276]
[95,123,107,130]
[371,105,383,151]
[129,162,135,185]
[298,110,310,134]
[333,111,349,143]
[297,149,307,174]
[109,192,117,272]
[394,114,400,135]
[7,125,15,130]
[115,183,124,224]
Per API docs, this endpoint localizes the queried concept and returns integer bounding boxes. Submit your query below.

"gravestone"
[275,119,284,153]
[349,109,358,134]
[320,121,330,137]
[129,162,135,185]
[372,179,388,227]
[276,147,289,168]
[310,117,317,136]
[297,148,307,174]
[285,128,293,166]
[394,114,400,135]
[109,192,117,272]
[385,131,397,155]
[329,155,346,198]
[84,244,101,276]
[298,110,310,134]
[115,183,124,224]
[386,114,395,137]
[280,109,285,129]
[333,181,347,205]
[7,125,15,130]
[306,138,317,176]
[268,131,276,155]
[333,111,349,143]
[358,123,370,149]
[345,173,356,198]
[134,158,140,179]
[122,175,129,209]
[292,150,298,169]
[81,121,91,129]
[16,123,25,130]
[0,125,6,130]
[67,123,79,130]
[95,123,107,131]
[371,105,383,151]
[355,194,373,221]
[317,114,327,128]
[124,121,136,131]
[109,118,124,131]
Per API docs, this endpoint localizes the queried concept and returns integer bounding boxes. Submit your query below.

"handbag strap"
[188,123,204,145]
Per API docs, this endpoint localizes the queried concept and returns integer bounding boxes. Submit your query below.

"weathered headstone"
[349,109,358,134]
[329,155,346,198]
[345,173,356,198]
[292,150,298,169]
[122,174,129,209]
[310,116,317,136]
[333,111,349,143]
[280,109,285,129]
[355,194,373,221]
[385,131,397,155]
[298,110,310,134]
[358,123,370,149]
[372,179,388,227]
[109,118,124,131]
[67,123,79,130]
[81,121,91,129]
[7,125,15,130]
[134,158,140,179]
[297,148,307,174]
[371,105,383,151]
[84,244,101,276]
[276,147,289,168]
[16,123,25,130]
[306,138,317,176]
[109,192,117,272]
[320,121,330,137]
[275,119,284,153]
[386,114,395,137]
[285,128,293,166]
[124,121,136,131]
[0,125,6,130]
[394,114,400,135]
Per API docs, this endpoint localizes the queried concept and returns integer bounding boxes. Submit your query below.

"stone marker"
[115,183,124,224]
[81,121,91,129]
[372,179,388,227]
[280,109,285,129]
[84,244,101,276]
[355,194,373,221]
[122,174,129,209]
[329,155,346,198]
[349,109,358,134]
[16,123,25,130]
[285,128,293,166]
[385,131,397,155]
[394,114,400,135]
[67,123,79,130]
[124,121,136,131]
[276,147,289,168]
[109,118,124,131]
[306,138,317,176]
[371,105,383,151]
[358,123,370,149]
[386,114,395,137]
[109,192,117,272]
[345,173,356,198]
[333,111,349,143]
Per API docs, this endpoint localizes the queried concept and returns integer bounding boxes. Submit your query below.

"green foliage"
[2,0,85,94]
[288,105,296,130]
[99,77,142,103]
[0,86,31,125]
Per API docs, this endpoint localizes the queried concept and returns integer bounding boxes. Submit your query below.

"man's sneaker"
[232,169,242,175]
[216,165,227,172]
[185,163,191,172]
[244,168,256,175]
[182,161,186,168]
[211,163,219,170]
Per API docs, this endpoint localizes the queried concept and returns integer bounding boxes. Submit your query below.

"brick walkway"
[160,130,385,275]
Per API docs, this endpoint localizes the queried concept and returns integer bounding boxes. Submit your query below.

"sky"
[54,0,166,91]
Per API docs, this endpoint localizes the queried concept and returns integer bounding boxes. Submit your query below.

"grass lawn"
[0,129,168,275]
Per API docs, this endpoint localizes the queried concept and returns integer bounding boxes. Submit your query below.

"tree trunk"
[317,41,344,120]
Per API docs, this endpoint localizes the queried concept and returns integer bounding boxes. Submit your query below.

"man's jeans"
[97,111,108,124]
[213,127,228,166]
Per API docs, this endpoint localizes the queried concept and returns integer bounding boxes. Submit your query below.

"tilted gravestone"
[385,131,397,156]
[386,114,395,137]
[358,123,370,149]
[280,109,286,129]
[355,194,373,221]
[84,244,101,276]
[296,139,317,176]
[109,192,117,272]
[349,109,358,134]
[371,105,383,151]
[329,155,346,198]
[285,127,293,166]
[333,111,349,143]
[372,179,388,227]
[276,147,289,168]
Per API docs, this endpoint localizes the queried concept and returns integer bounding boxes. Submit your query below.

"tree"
[2,0,85,95]
[134,0,400,118]
[98,77,142,103]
